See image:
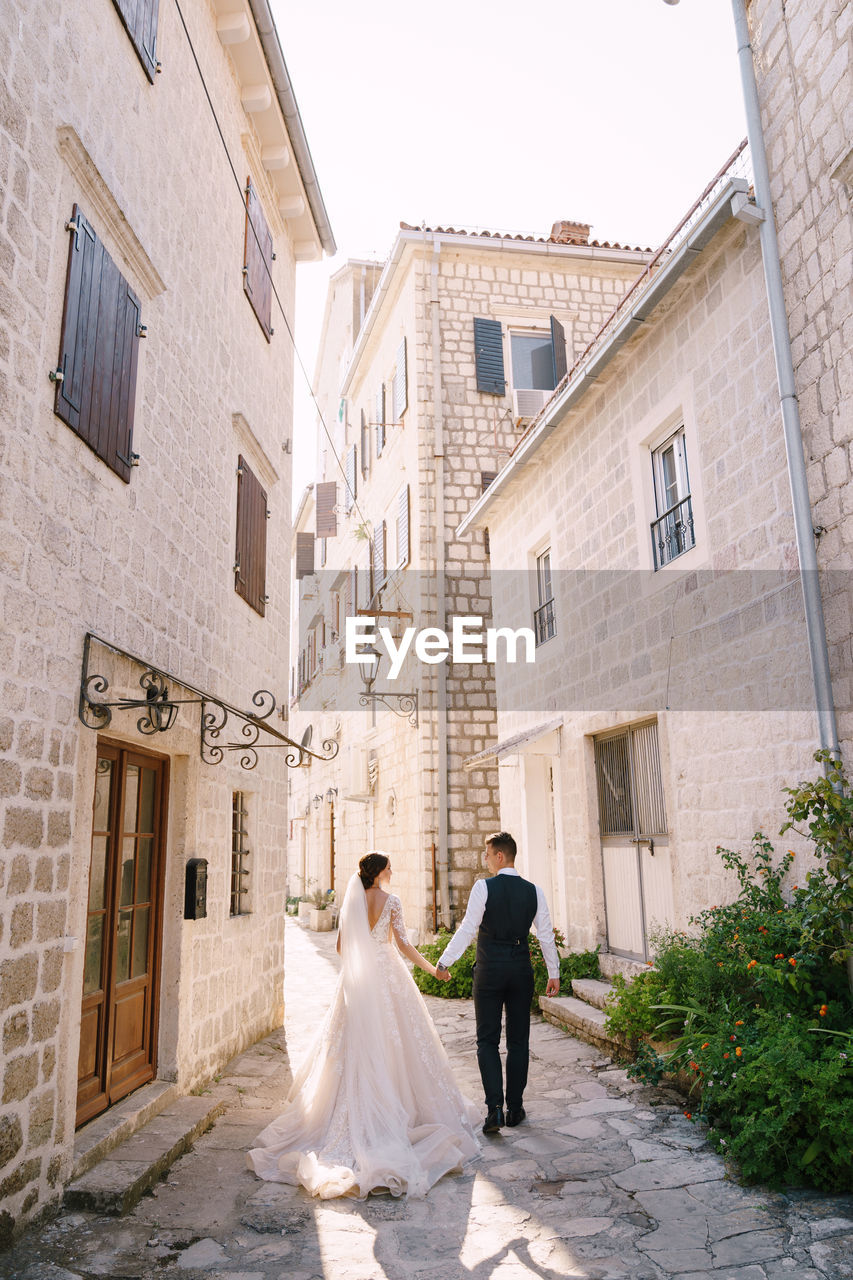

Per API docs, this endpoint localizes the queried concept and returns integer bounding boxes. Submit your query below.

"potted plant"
[309,887,334,932]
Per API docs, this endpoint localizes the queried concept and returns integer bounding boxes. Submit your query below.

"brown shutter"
[295,532,315,580]
[481,470,497,493]
[392,336,408,420]
[344,444,357,513]
[373,520,386,589]
[112,0,159,82]
[55,206,141,484]
[345,566,358,618]
[243,176,273,342]
[316,481,337,537]
[360,409,369,477]
[235,455,268,616]
[396,485,410,568]
[376,386,385,456]
[550,315,568,384]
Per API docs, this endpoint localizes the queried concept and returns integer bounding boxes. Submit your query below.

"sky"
[272,0,749,498]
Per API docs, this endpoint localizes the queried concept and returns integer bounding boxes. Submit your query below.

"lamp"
[357,645,418,727]
[325,786,338,802]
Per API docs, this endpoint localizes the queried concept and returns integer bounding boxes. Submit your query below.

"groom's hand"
[545,978,560,997]
[434,965,451,982]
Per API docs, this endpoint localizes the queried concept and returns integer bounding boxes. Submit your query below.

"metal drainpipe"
[731,0,840,760]
[430,235,452,928]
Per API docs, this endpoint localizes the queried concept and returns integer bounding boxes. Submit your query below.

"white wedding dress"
[247,880,480,1199]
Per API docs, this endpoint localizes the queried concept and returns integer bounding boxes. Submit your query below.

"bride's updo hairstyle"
[358,851,389,890]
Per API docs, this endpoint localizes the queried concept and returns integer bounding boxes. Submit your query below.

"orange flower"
[701,1042,710,1049]
[735,1020,744,1026]
[730,1034,737,1041]
[788,851,796,859]
[788,957,797,967]
[747,960,757,970]
[723,1052,730,1059]
[684,1112,692,1119]
[689,1061,700,1070]
[819,1005,828,1017]
[735,1047,743,1057]
[718,962,724,968]
[775,953,785,959]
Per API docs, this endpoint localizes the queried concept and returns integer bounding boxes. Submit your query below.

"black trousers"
[472,954,535,1110]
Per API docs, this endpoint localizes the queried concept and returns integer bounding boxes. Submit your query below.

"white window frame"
[533,544,556,645]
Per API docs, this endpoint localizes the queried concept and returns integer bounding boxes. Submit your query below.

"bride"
[246,852,480,1199]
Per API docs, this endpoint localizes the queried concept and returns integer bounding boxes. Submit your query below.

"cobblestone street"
[5,918,852,1280]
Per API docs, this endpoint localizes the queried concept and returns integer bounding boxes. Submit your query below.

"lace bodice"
[370,894,407,947]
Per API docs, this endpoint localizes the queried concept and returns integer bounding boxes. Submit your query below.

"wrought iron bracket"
[79,632,339,771]
[358,690,418,728]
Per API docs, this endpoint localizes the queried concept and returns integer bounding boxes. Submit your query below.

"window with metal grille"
[651,428,695,569]
[534,548,556,645]
[593,721,667,838]
[230,792,250,916]
[54,206,142,483]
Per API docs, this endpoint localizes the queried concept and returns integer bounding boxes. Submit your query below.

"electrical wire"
[170,0,371,532]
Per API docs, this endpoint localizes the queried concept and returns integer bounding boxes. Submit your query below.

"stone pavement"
[4,918,852,1280]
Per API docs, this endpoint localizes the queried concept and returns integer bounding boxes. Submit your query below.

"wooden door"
[77,743,168,1127]
[594,721,672,962]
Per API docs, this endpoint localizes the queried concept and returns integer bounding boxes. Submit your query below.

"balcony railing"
[651,494,695,569]
[534,597,556,646]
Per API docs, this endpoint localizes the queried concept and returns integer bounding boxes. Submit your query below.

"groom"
[435,832,560,1133]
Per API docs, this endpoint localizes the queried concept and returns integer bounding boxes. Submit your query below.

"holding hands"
[434,963,451,983]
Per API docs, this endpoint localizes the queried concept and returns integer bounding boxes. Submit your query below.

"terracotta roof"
[399,220,652,254]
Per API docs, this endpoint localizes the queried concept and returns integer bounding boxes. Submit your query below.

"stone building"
[748,0,852,748]
[288,230,653,935]
[0,0,333,1237]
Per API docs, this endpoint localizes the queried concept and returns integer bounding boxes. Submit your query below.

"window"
[474,316,567,417]
[243,176,274,342]
[230,793,250,916]
[376,385,386,456]
[534,548,556,645]
[54,206,142,483]
[391,337,408,421]
[396,485,410,569]
[372,520,386,591]
[295,531,315,580]
[235,455,268,615]
[360,409,369,478]
[344,444,357,514]
[316,481,338,537]
[112,0,159,82]
[650,428,695,569]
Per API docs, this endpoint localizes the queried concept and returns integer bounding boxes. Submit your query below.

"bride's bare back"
[364,886,390,933]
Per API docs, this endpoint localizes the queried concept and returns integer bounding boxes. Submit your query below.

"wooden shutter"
[235,455,268,616]
[481,470,497,493]
[243,176,273,342]
[392,336,408,420]
[55,206,141,484]
[360,409,369,477]
[316,481,337,537]
[376,386,385,457]
[550,315,568,384]
[474,317,505,395]
[295,532,315,580]
[373,520,386,589]
[344,444,357,513]
[319,536,327,568]
[112,0,159,82]
[345,566,358,618]
[396,485,410,568]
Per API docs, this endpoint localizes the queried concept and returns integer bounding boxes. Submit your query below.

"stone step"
[64,1093,226,1215]
[598,952,649,982]
[72,1078,179,1181]
[539,994,621,1054]
[571,977,616,1011]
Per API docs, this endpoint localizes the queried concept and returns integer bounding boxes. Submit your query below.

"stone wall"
[482,215,821,952]
[749,0,853,750]
[0,0,308,1237]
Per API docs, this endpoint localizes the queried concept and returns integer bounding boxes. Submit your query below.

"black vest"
[475,874,538,967]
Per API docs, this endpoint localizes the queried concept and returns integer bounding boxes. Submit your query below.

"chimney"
[549,220,591,245]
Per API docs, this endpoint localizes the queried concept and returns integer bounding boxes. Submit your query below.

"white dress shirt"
[438,868,560,980]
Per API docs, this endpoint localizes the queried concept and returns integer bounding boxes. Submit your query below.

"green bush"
[413,929,599,1009]
[603,752,853,1191]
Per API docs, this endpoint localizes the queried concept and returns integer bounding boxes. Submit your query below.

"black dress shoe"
[482,1106,504,1134]
[505,1107,526,1127]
